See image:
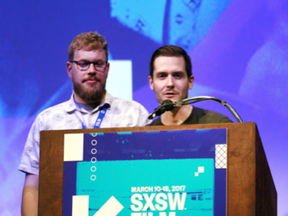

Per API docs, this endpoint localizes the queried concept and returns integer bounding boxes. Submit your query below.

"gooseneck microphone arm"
[181,96,243,123]
[148,96,243,123]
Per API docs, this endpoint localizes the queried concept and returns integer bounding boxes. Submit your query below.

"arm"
[21,174,39,216]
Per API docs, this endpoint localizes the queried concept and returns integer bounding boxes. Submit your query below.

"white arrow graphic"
[94,196,124,216]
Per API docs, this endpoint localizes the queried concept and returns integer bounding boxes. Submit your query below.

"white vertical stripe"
[72,195,89,216]
[64,133,84,161]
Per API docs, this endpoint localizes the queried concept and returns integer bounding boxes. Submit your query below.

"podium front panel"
[62,128,227,216]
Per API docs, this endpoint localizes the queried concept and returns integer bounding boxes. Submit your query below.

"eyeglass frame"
[70,60,108,72]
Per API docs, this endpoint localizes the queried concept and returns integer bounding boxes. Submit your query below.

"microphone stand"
[148,96,243,123]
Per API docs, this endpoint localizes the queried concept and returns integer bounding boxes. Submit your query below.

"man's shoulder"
[101,95,151,127]
[191,107,233,124]
[36,99,73,120]
[110,96,147,111]
[30,98,81,131]
[111,96,141,105]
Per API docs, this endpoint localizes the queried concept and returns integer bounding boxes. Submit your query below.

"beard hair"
[73,79,106,104]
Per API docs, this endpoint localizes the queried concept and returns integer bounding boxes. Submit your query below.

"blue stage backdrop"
[0,0,287,215]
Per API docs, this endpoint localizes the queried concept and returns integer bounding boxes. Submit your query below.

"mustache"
[83,76,101,83]
[164,91,177,94]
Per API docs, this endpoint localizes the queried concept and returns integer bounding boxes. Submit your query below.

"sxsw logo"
[73,195,182,216]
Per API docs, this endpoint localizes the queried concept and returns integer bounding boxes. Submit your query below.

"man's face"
[148,56,194,104]
[66,48,109,104]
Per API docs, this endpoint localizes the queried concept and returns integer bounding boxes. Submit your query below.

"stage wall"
[0,0,287,215]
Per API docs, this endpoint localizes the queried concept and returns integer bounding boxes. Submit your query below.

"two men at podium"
[18,31,231,216]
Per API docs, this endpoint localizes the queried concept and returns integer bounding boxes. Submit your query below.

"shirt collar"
[65,92,113,113]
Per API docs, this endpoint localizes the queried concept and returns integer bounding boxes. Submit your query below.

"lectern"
[38,122,277,216]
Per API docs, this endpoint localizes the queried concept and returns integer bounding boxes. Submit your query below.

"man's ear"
[188,75,194,89]
[148,76,154,90]
[105,62,110,77]
[66,62,73,79]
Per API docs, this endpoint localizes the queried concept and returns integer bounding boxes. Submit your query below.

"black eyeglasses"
[70,60,108,72]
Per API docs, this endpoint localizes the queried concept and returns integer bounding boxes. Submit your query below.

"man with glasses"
[19,31,150,216]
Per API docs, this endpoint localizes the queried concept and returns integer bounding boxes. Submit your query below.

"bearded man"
[19,31,150,216]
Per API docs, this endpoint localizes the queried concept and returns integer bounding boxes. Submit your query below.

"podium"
[38,122,277,216]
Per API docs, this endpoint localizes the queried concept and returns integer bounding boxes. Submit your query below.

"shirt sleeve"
[18,116,42,175]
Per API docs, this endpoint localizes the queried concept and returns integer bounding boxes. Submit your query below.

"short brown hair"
[68,31,108,61]
[149,45,192,78]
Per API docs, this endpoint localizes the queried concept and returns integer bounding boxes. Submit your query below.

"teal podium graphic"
[63,129,227,216]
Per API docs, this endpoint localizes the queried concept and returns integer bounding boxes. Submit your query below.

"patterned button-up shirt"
[19,92,150,175]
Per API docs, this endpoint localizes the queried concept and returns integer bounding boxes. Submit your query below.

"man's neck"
[161,104,193,125]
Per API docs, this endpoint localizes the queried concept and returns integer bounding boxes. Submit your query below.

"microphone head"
[161,99,173,105]
[148,100,177,120]
[161,100,175,111]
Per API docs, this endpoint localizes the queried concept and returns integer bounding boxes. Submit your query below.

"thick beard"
[72,79,106,105]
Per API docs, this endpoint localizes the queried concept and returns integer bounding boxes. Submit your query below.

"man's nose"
[166,75,174,87]
[87,63,97,74]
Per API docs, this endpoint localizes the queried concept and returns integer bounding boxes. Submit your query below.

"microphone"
[181,96,243,123]
[148,100,178,120]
